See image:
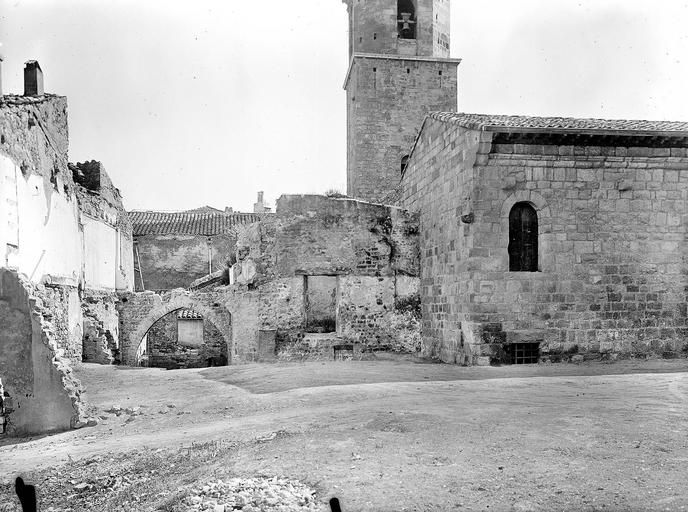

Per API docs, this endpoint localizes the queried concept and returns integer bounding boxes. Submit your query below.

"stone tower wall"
[343,0,458,203]
[342,0,451,58]
[346,55,458,203]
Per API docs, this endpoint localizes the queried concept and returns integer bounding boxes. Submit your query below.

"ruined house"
[128,204,260,369]
[130,207,260,292]
[117,194,421,366]
[0,62,132,435]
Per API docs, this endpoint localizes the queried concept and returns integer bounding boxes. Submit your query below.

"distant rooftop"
[429,112,688,137]
[130,210,261,236]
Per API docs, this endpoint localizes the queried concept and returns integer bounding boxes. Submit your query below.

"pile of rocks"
[181,477,325,511]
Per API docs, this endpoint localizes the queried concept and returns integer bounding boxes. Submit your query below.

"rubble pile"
[181,477,325,511]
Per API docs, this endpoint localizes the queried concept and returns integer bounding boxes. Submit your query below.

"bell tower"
[343,0,460,203]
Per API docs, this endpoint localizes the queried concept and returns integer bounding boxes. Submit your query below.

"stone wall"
[234,195,422,355]
[81,291,120,364]
[134,233,234,291]
[41,284,83,361]
[0,269,89,436]
[346,55,458,203]
[117,196,422,365]
[402,117,688,364]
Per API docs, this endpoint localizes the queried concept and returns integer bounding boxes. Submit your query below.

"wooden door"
[509,203,538,272]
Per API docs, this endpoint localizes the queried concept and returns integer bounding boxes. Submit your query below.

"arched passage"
[118,292,233,367]
[138,307,228,369]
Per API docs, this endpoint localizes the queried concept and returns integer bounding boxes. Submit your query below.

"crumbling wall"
[134,233,235,292]
[41,284,83,360]
[233,195,422,355]
[0,96,83,286]
[73,161,134,292]
[81,291,120,364]
[0,269,89,436]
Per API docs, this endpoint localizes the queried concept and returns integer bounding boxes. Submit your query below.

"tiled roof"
[428,112,688,136]
[129,210,262,236]
[177,309,203,320]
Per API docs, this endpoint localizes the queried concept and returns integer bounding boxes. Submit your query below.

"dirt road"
[1,358,687,511]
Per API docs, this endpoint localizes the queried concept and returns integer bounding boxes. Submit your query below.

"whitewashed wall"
[0,153,133,292]
[0,154,83,286]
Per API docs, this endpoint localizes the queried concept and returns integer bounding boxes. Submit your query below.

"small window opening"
[510,343,540,364]
[439,70,443,76]
[407,68,410,74]
[373,67,377,72]
[401,155,410,174]
[508,202,538,272]
[397,0,417,39]
[373,33,377,40]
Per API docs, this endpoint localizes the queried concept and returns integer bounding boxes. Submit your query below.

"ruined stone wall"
[234,195,421,354]
[81,291,120,364]
[41,284,83,361]
[245,195,420,279]
[134,233,235,291]
[1,95,132,369]
[402,118,688,364]
[346,56,458,203]
[0,269,88,436]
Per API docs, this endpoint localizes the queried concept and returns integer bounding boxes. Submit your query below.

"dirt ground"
[1,357,688,511]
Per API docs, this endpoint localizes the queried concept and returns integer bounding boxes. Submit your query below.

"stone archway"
[118,291,233,366]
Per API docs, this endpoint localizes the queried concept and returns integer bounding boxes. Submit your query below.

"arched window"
[397,0,417,40]
[401,154,410,174]
[508,202,538,272]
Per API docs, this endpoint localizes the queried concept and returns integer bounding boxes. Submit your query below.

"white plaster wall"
[116,230,135,292]
[1,154,83,285]
[83,215,118,291]
[178,319,204,347]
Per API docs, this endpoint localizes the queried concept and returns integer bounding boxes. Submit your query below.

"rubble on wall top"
[0,93,64,106]
[428,112,688,136]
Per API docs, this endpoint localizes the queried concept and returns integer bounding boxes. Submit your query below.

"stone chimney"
[253,191,266,213]
[24,60,44,96]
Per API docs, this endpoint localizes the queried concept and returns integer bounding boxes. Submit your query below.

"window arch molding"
[499,191,553,272]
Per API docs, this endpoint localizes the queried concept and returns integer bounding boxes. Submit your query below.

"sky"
[1,0,687,212]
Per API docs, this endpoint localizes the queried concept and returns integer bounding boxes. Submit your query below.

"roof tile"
[129,210,262,236]
[429,112,688,135]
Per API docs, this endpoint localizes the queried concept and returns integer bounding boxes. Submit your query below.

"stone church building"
[343,0,688,364]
